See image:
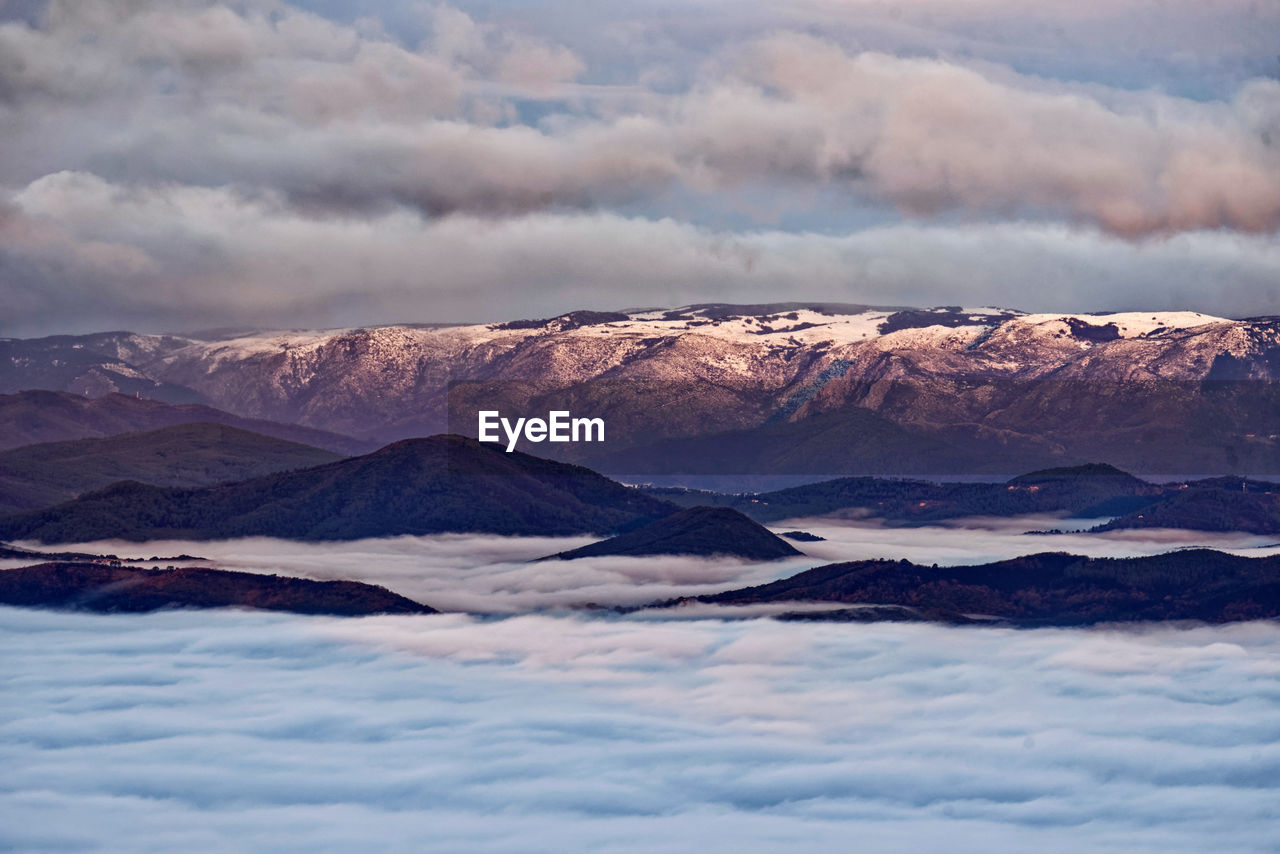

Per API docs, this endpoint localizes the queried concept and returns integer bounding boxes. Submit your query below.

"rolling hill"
[700,549,1280,625]
[0,562,435,616]
[0,423,343,514]
[0,390,374,455]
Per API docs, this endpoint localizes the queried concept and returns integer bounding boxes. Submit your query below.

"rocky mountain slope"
[1092,479,1280,535]
[646,463,1166,524]
[6,305,1278,474]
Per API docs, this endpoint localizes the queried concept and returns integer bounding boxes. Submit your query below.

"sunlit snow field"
[4,517,1280,852]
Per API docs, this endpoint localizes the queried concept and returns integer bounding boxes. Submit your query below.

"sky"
[4,606,1280,852]
[1,0,1278,335]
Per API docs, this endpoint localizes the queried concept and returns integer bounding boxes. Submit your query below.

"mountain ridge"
[0,435,676,544]
[0,390,374,455]
[0,423,343,514]
[697,549,1280,625]
[5,305,1277,475]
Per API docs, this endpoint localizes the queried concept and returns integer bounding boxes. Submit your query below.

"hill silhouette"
[0,435,675,543]
[547,506,801,560]
[0,562,434,615]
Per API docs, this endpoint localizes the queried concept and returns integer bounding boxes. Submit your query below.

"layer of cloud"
[4,4,1278,231]
[4,171,1279,334]
[47,531,813,612]
[52,514,1280,614]
[3,605,1279,852]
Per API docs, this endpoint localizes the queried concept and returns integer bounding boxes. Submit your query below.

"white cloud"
[2,604,1279,852]
[2,1,1277,333]
[52,515,1280,614]
[3,172,1279,334]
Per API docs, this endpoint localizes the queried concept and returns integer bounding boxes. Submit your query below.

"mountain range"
[4,304,1278,477]
[0,435,675,544]
[0,390,373,454]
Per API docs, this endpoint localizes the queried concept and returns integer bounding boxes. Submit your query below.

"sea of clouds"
[3,606,1279,853]
[47,516,1280,613]
[7,519,1279,851]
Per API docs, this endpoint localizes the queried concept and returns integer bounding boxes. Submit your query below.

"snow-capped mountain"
[4,304,1278,474]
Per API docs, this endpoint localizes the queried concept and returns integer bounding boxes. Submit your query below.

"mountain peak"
[547,505,801,561]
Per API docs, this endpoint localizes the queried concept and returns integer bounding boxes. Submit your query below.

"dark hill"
[0,389,373,455]
[0,423,342,514]
[1093,485,1280,535]
[1008,462,1145,487]
[686,462,1163,525]
[701,549,1280,625]
[0,435,676,543]
[0,562,434,615]
[547,506,801,560]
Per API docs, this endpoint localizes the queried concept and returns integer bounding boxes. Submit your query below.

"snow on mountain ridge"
[5,306,1275,446]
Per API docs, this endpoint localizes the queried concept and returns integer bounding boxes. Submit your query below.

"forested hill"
[0,435,675,543]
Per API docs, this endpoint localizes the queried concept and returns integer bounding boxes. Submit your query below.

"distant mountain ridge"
[0,423,342,514]
[0,390,374,455]
[646,463,1169,525]
[3,305,1278,475]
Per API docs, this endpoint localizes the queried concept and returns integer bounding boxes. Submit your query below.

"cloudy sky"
[2,0,1278,335]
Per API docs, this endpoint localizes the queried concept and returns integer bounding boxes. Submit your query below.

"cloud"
[2,604,1279,852]
[3,171,1279,334]
[53,514,1280,615]
[50,532,813,612]
[2,1,1278,334]
[3,3,1279,231]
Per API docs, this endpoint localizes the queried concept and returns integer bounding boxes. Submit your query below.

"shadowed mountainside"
[0,423,342,514]
[647,463,1165,524]
[0,390,374,455]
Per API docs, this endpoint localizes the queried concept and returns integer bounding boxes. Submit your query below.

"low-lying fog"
[3,607,1278,853]
[39,515,1280,613]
